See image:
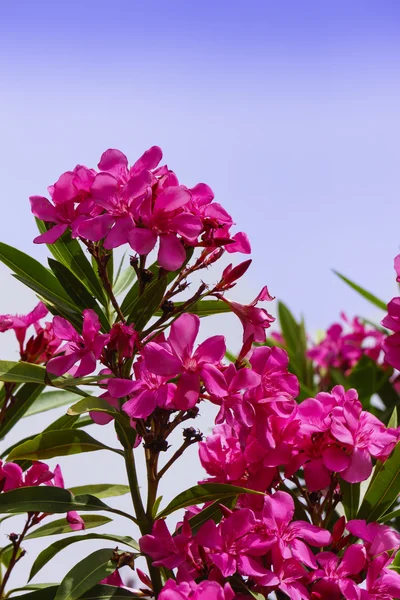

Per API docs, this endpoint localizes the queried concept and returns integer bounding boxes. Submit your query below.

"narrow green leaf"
[54,548,116,600]
[357,442,400,522]
[68,484,130,499]
[7,429,122,461]
[128,276,168,329]
[113,267,136,297]
[8,583,58,596]
[23,390,80,418]
[340,479,360,520]
[157,483,264,518]
[155,299,231,318]
[35,220,107,306]
[333,270,387,311]
[10,585,138,600]
[26,515,112,539]
[0,242,71,302]
[0,487,136,522]
[175,497,238,536]
[0,361,90,397]
[48,259,109,330]
[30,534,139,580]
[0,383,44,439]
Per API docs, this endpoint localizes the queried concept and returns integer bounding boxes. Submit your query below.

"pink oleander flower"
[128,183,202,271]
[139,519,191,569]
[346,520,400,558]
[76,148,157,248]
[46,309,109,377]
[0,460,56,492]
[395,254,400,282]
[100,569,125,587]
[308,314,384,372]
[142,313,226,409]
[199,424,246,483]
[359,553,400,600]
[258,558,310,600]
[109,359,177,419]
[261,492,332,569]
[30,165,96,243]
[159,580,235,600]
[217,286,275,343]
[249,345,300,399]
[0,301,48,353]
[89,391,120,425]
[291,386,398,490]
[107,322,139,359]
[311,544,367,600]
[382,297,400,370]
[196,509,276,579]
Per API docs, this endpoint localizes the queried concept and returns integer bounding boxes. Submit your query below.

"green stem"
[122,437,163,597]
[0,515,32,598]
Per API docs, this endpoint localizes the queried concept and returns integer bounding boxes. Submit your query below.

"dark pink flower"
[107,322,139,359]
[311,545,367,600]
[0,301,48,352]
[139,519,191,569]
[346,520,400,558]
[159,580,235,600]
[143,314,226,409]
[196,509,276,578]
[30,165,96,243]
[217,286,275,343]
[109,359,176,419]
[199,424,246,483]
[128,185,202,271]
[261,492,331,569]
[46,309,110,377]
[382,297,400,370]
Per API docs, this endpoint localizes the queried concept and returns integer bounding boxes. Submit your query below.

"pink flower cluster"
[307,313,384,373]
[201,384,397,493]
[381,253,400,370]
[0,460,84,531]
[140,504,400,599]
[30,147,250,271]
[0,302,60,363]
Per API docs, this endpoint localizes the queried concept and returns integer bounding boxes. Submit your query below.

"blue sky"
[0,0,399,585]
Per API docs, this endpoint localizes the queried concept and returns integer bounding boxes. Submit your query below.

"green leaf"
[340,479,360,520]
[11,585,138,600]
[48,259,109,330]
[277,301,314,391]
[127,276,168,329]
[26,515,112,539]
[23,390,80,418]
[7,583,58,596]
[0,361,53,385]
[0,242,72,304]
[0,383,44,439]
[0,361,90,397]
[30,534,139,580]
[175,497,238,536]
[68,484,130,499]
[7,429,122,461]
[156,299,231,318]
[54,548,116,600]
[35,220,107,306]
[157,483,264,518]
[357,442,400,522]
[113,267,136,297]
[333,270,387,311]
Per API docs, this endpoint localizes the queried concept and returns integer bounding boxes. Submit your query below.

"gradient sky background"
[0,0,400,587]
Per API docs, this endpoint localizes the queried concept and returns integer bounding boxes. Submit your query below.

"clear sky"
[0,0,399,586]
